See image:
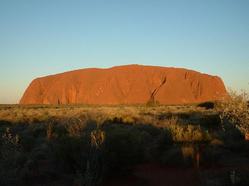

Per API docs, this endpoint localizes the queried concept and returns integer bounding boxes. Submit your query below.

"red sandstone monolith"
[20,65,228,105]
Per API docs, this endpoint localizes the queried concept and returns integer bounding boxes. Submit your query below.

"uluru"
[20,65,228,105]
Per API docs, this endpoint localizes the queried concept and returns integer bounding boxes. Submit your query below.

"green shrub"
[160,146,182,164]
[103,126,144,172]
[201,146,224,165]
[0,128,23,186]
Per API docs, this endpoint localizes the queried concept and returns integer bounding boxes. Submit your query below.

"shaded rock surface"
[20,65,228,105]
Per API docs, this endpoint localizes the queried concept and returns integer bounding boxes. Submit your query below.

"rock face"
[20,65,228,105]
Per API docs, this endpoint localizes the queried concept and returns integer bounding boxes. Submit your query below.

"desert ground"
[0,97,249,186]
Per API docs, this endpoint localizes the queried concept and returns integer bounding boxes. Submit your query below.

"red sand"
[20,64,228,105]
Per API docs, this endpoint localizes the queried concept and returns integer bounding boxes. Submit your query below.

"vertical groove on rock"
[149,76,167,104]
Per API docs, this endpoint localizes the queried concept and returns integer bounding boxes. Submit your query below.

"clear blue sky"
[0,0,249,104]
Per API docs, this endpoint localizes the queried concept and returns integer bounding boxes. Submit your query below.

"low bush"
[197,101,215,109]
[167,124,211,142]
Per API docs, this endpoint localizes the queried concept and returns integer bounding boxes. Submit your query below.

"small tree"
[218,90,249,134]
[81,129,105,186]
